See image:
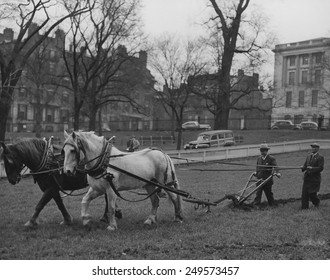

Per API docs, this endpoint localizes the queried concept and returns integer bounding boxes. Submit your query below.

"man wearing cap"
[301,143,324,209]
[253,143,281,207]
[126,136,140,152]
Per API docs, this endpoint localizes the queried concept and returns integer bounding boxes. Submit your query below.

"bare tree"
[62,0,144,131]
[197,0,275,129]
[0,0,93,141]
[149,35,208,150]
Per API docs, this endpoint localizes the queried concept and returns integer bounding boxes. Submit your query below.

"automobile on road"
[271,120,294,130]
[300,121,318,130]
[181,121,211,130]
[184,130,235,149]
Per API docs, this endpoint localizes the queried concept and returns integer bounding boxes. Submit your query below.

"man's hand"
[275,173,281,178]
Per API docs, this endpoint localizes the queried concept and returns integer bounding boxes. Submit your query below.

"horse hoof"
[60,219,73,226]
[174,218,183,223]
[106,225,117,231]
[24,220,38,228]
[82,215,92,226]
[144,217,157,225]
[61,215,73,225]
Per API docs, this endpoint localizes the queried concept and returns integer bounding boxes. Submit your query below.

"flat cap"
[259,143,270,150]
[311,143,320,148]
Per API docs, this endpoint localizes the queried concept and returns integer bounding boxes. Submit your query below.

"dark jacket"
[256,154,279,183]
[302,153,324,192]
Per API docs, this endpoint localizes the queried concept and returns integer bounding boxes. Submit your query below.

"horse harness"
[66,139,187,202]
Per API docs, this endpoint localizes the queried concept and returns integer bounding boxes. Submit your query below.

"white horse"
[62,131,183,231]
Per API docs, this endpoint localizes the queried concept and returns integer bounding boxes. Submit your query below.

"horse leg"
[100,194,109,223]
[144,185,160,225]
[25,188,54,227]
[81,187,102,226]
[100,194,122,223]
[166,182,183,223]
[104,188,118,231]
[51,190,73,225]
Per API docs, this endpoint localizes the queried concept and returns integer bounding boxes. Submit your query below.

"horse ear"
[0,142,4,160]
[64,130,70,140]
[72,131,76,141]
[0,142,8,154]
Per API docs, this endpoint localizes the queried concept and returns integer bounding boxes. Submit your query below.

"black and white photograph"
[0,0,330,279]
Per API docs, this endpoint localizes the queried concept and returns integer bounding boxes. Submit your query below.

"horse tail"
[163,153,179,190]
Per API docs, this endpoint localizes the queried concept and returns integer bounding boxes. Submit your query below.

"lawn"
[0,148,330,260]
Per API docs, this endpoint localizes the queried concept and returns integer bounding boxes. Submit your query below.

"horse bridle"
[62,137,86,164]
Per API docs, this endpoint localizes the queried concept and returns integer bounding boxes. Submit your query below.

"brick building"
[0,25,156,133]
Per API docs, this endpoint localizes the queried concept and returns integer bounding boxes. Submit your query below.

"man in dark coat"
[301,143,324,209]
[126,136,140,152]
[253,143,281,206]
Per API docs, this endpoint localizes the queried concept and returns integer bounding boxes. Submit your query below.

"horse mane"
[11,138,46,168]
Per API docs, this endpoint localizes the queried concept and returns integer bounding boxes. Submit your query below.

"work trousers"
[301,183,320,209]
[253,182,274,206]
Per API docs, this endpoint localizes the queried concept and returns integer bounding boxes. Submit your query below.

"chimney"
[253,73,259,87]
[3,28,14,42]
[139,50,147,67]
[55,28,65,48]
[237,69,244,78]
[117,45,127,58]
[28,22,39,37]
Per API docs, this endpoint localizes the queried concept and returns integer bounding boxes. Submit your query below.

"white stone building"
[272,38,330,127]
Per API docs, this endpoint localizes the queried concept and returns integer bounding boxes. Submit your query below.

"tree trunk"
[0,102,10,142]
[88,106,98,131]
[35,90,42,138]
[176,129,183,150]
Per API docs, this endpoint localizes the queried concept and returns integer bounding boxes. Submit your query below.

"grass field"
[1,147,330,260]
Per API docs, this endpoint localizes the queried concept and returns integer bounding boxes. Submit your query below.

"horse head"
[0,142,23,185]
[62,131,82,176]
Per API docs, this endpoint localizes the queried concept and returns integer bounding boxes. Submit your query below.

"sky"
[141,0,330,44]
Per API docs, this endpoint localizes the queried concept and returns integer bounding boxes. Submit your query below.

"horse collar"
[85,141,112,178]
[32,138,52,173]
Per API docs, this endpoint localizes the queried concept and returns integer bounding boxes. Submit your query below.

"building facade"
[272,37,330,126]
[0,25,156,134]
[185,69,272,130]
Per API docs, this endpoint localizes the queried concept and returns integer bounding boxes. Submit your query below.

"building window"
[314,69,321,84]
[46,89,55,102]
[286,91,292,108]
[19,88,27,98]
[50,49,56,59]
[314,53,323,64]
[49,62,56,73]
[46,107,54,122]
[301,70,308,84]
[298,91,304,107]
[301,54,309,65]
[18,104,27,120]
[311,90,318,107]
[60,110,69,123]
[288,56,296,67]
[288,71,295,85]
[62,91,69,103]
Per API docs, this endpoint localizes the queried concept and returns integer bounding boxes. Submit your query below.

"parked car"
[184,130,235,149]
[271,120,294,130]
[300,121,318,130]
[293,123,302,130]
[181,121,211,130]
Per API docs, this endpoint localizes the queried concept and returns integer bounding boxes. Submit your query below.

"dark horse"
[0,138,112,227]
